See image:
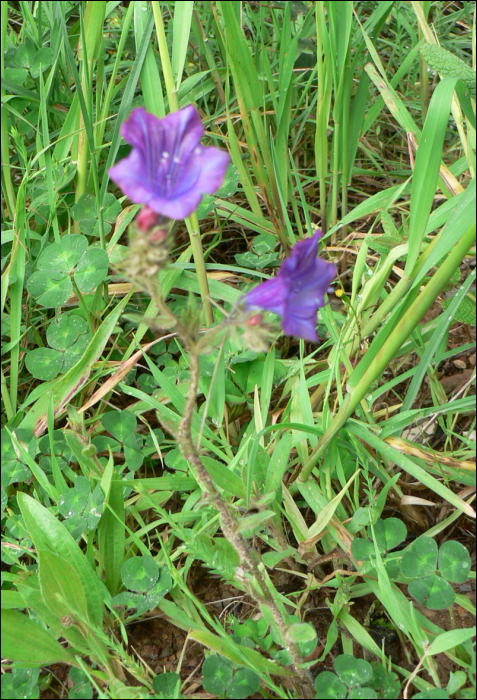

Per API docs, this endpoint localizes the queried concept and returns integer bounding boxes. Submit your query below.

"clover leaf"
[2,665,40,700]
[12,38,54,78]
[1,428,34,487]
[27,235,108,307]
[314,656,378,699]
[47,314,83,349]
[153,672,182,699]
[351,517,407,562]
[314,671,347,699]
[25,314,91,380]
[202,656,233,695]
[68,667,93,700]
[372,517,407,552]
[121,555,159,593]
[438,540,471,583]
[408,576,455,610]
[334,655,373,688]
[101,410,143,471]
[112,559,172,615]
[400,536,437,578]
[14,38,36,69]
[400,538,471,610]
[57,476,104,539]
[29,47,54,78]
[235,233,279,270]
[25,347,64,381]
[226,669,260,699]
[71,193,121,237]
[27,270,73,308]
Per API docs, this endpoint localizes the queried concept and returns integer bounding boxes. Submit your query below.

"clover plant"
[111,555,172,617]
[314,655,400,699]
[27,235,108,308]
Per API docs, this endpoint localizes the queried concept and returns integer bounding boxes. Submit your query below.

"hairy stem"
[180,346,313,694]
[145,284,314,695]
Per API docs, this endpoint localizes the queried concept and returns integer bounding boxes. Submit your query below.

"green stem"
[1,367,13,421]
[152,2,213,325]
[178,343,314,696]
[330,119,340,237]
[152,2,178,110]
[185,211,214,325]
[299,220,476,480]
[193,8,226,105]
[1,2,16,217]
[315,2,327,232]
[96,2,135,159]
[71,278,95,336]
[361,275,412,339]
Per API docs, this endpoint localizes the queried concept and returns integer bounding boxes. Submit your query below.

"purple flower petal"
[109,106,230,220]
[242,231,336,342]
[147,189,204,221]
[281,313,319,342]
[193,146,232,195]
[243,277,289,317]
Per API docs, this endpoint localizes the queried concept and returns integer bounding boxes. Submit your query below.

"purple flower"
[242,231,336,342]
[108,106,230,220]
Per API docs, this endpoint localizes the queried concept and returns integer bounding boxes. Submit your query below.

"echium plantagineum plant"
[109,104,336,698]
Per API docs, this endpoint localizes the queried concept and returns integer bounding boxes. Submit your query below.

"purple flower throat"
[109,105,230,221]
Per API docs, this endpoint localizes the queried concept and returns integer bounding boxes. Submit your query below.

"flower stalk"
[151,1,215,325]
[140,279,314,697]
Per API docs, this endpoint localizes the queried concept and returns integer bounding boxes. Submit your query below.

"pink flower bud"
[246,314,263,326]
[149,228,167,242]
[136,206,160,231]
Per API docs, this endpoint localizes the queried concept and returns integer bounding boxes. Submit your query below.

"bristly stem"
[152,1,214,325]
[145,281,314,698]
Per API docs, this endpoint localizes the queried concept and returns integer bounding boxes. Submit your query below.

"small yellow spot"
[335,288,344,298]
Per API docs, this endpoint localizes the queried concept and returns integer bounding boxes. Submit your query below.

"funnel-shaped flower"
[242,231,336,342]
[109,106,230,220]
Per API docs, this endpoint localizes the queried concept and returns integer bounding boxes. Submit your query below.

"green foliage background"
[1,2,475,699]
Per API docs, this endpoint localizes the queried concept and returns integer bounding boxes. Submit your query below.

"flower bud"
[113,218,174,289]
[229,309,278,353]
[136,205,160,231]
[246,314,263,326]
[149,228,167,243]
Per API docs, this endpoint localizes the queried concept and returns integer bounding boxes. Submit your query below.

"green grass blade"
[134,1,165,117]
[406,77,465,273]
[171,1,193,90]
[347,422,475,517]
[300,220,476,477]
[401,269,476,412]
[98,453,125,597]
